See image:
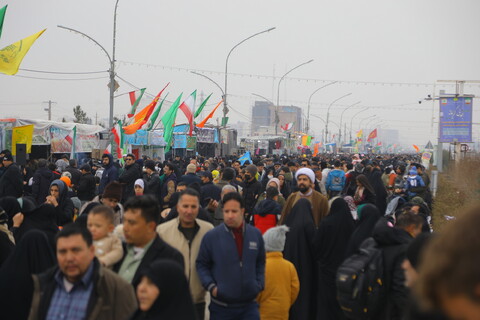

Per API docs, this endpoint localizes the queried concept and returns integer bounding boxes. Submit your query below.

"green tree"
[73,105,90,124]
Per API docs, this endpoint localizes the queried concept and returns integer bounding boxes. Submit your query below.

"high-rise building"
[250,100,303,135]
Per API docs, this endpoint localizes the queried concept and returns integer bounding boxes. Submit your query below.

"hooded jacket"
[325,169,346,192]
[32,167,54,205]
[252,198,281,234]
[372,219,413,320]
[99,154,119,195]
[119,162,141,203]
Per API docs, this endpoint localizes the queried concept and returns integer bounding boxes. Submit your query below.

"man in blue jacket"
[99,153,119,195]
[196,192,266,320]
[326,160,346,198]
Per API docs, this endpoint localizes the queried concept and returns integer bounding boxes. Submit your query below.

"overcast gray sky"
[1,0,479,146]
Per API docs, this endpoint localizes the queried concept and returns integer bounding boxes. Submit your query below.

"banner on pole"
[439,96,473,143]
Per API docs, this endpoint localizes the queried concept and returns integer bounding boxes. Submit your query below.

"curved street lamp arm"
[57,25,112,64]
[112,0,120,63]
[277,59,314,106]
[340,101,361,127]
[308,81,338,106]
[350,107,369,132]
[251,93,274,105]
[191,71,225,97]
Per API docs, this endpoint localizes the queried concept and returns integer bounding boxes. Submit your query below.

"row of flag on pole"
[111,83,223,158]
[0,5,46,75]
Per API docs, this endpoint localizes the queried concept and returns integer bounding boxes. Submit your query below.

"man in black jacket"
[64,159,82,188]
[143,160,160,200]
[77,164,96,202]
[98,153,119,195]
[180,163,201,185]
[32,159,54,205]
[114,195,184,287]
[118,154,141,204]
[0,153,23,198]
[242,164,262,221]
[372,211,424,320]
[199,171,221,208]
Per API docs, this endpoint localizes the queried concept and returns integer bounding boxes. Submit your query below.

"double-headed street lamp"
[58,0,120,129]
[224,27,276,127]
[275,59,314,135]
[306,81,337,133]
[325,93,352,145]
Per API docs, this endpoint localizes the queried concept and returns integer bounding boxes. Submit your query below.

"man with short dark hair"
[98,153,118,195]
[29,223,137,320]
[160,163,177,209]
[118,154,141,203]
[115,195,183,286]
[197,192,265,319]
[157,188,214,320]
[326,160,346,198]
[199,171,221,208]
[77,164,96,202]
[143,160,160,198]
[64,159,82,188]
[0,153,23,198]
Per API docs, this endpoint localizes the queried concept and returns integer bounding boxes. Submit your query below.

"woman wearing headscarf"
[353,174,376,206]
[0,230,56,320]
[314,197,356,320]
[278,173,292,199]
[46,179,74,226]
[256,177,286,208]
[0,208,15,267]
[12,203,58,248]
[345,204,381,257]
[282,198,317,320]
[0,196,21,228]
[129,259,197,320]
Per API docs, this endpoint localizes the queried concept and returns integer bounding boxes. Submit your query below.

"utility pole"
[42,100,56,120]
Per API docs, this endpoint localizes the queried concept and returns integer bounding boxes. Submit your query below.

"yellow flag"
[0,29,46,75]
[12,125,34,155]
[356,129,363,138]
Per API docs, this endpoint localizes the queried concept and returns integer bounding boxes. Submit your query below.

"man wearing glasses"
[119,154,142,203]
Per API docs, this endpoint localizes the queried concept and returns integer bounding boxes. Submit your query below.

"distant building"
[250,101,303,135]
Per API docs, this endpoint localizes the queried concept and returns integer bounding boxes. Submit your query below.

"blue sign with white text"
[439,96,473,143]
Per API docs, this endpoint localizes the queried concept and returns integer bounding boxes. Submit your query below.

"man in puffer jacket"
[405,166,425,200]
[251,187,281,234]
[326,160,346,198]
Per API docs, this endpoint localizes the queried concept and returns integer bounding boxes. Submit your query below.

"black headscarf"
[129,259,196,320]
[0,230,56,320]
[345,204,381,257]
[314,197,356,320]
[13,203,58,248]
[283,198,317,320]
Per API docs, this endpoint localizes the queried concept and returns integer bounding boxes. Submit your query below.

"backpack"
[336,237,385,320]
[330,171,344,191]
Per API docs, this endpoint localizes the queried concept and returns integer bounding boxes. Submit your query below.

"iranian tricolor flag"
[281,122,294,131]
[127,88,146,118]
[65,126,77,158]
[111,121,123,159]
[179,90,197,136]
[104,144,112,154]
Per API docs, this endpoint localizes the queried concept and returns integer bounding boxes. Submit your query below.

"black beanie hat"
[145,160,156,171]
[406,232,433,270]
[102,181,123,201]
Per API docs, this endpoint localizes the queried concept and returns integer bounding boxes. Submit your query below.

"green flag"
[146,94,168,131]
[0,5,7,40]
[194,93,212,118]
[162,93,183,152]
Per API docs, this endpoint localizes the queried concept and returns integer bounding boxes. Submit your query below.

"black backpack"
[336,237,385,320]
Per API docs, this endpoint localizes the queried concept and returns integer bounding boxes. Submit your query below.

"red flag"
[367,129,377,142]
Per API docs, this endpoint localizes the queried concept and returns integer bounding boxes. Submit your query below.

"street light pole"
[224,27,275,127]
[191,71,225,96]
[325,93,351,146]
[350,107,368,142]
[276,59,314,135]
[58,25,115,128]
[339,101,361,145]
[306,81,337,133]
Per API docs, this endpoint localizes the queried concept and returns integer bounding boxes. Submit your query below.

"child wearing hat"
[257,226,299,320]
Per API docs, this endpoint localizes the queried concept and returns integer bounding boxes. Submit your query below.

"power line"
[19,68,108,75]
[118,60,480,88]
[11,75,109,81]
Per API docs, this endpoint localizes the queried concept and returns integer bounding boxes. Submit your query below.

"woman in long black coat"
[314,197,356,320]
[345,204,381,257]
[282,198,317,320]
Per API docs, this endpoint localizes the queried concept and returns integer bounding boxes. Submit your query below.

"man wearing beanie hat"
[405,166,426,200]
[143,160,160,198]
[79,181,124,226]
[179,163,201,186]
[280,167,329,227]
[242,164,262,220]
[257,226,299,320]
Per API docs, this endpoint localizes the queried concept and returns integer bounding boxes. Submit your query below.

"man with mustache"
[279,167,329,228]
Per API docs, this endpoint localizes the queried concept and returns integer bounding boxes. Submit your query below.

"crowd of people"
[0,148,477,320]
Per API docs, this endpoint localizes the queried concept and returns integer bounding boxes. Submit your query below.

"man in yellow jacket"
[257,225,300,319]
